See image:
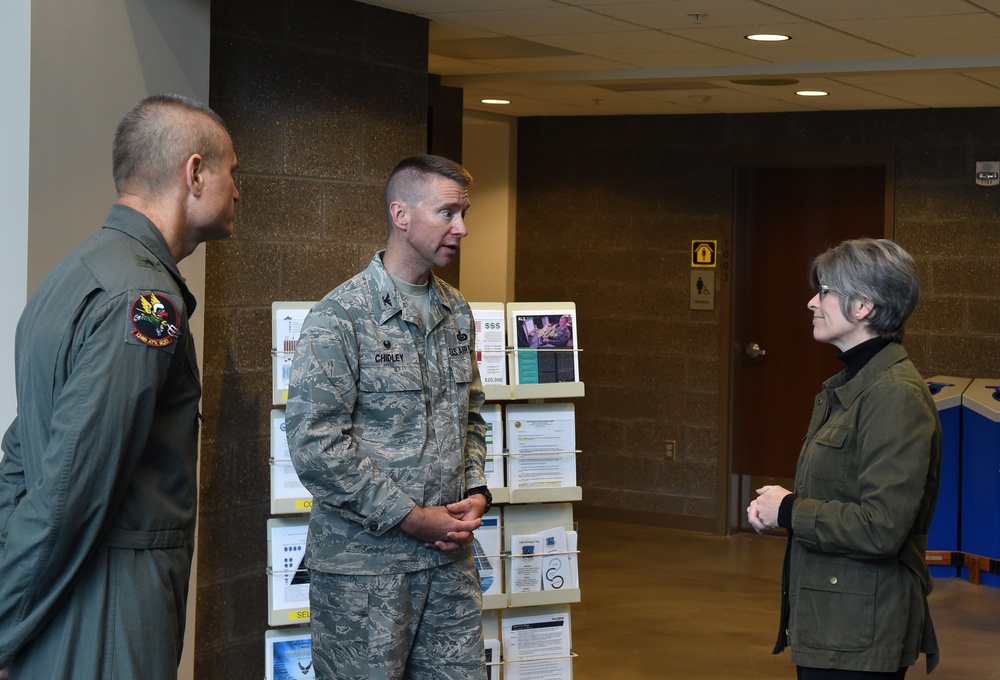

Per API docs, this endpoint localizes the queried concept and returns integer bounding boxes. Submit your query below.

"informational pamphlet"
[470,303,508,388]
[267,519,310,614]
[538,526,571,592]
[485,637,501,680]
[272,302,314,404]
[265,628,314,680]
[511,534,544,593]
[506,403,576,491]
[474,509,503,597]
[508,303,579,386]
[510,526,579,594]
[502,609,573,680]
[481,403,505,489]
[270,409,311,513]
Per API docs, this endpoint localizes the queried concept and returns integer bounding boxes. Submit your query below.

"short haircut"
[810,238,920,342]
[113,94,229,196]
[383,154,473,228]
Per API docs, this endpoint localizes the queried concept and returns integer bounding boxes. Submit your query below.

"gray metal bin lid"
[961,377,1000,422]
[925,375,971,412]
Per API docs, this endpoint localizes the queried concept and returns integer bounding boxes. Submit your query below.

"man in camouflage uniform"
[286,154,490,679]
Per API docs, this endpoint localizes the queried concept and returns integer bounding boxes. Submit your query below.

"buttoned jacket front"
[286,252,487,575]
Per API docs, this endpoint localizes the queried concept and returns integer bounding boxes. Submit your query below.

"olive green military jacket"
[774,343,941,673]
[286,252,488,575]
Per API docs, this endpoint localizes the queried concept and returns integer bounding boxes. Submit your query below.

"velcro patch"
[125,290,182,351]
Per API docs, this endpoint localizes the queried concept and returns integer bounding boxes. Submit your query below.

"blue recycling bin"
[925,375,969,579]
[961,378,1000,587]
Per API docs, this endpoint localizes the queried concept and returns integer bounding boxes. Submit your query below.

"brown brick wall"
[516,108,1000,528]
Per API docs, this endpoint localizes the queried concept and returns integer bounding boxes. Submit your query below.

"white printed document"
[502,609,572,680]
[484,637,501,680]
[470,303,508,388]
[272,302,314,404]
[538,526,571,591]
[506,403,576,490]
[511,534,544,593]
[268,520,310,612]
[271,409,311,512]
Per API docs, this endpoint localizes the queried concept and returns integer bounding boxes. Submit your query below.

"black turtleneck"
[836,336,894,382]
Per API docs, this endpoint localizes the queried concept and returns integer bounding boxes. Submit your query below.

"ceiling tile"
[425,6,642,36]
[760,0,983,22]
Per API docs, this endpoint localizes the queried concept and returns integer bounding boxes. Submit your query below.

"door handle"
[745,342,767,360]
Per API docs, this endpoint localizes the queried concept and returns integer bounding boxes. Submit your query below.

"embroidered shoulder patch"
[126,290,182,349]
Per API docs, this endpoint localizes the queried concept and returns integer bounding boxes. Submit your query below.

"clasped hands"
[747,485,791,535]
[400,495,488,551]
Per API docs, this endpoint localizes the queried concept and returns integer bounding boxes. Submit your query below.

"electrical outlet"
[665,440,676,460]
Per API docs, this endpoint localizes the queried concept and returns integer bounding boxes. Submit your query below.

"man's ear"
[185,154,205,197]
[389,200,408,231]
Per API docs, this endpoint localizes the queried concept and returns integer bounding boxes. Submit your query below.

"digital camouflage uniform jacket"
[0,205,201,677]
[286,252,488,575]
[775,343,941,674]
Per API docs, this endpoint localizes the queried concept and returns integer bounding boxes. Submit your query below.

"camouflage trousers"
[309,557,487,680]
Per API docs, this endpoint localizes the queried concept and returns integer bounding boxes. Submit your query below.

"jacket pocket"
[807,425,850,482]
[358,359,423,393]
[356,360,424,448]
[795,559,876,651]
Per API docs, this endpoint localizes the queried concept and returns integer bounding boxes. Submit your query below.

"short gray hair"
[383,154,473,228]
[113,94,229,196]
[810,238,920,342]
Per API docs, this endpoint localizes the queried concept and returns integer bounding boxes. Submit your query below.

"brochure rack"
[470,301,584,680]
[265,302,317,679]
[265,299,584,679]
[504,503,581,608]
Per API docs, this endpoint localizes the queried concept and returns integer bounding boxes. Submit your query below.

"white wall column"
[3,2,211,677]
[461,112,518,303]
[0,1,31,438]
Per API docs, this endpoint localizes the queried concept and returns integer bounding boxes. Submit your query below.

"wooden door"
[731,165,888,531]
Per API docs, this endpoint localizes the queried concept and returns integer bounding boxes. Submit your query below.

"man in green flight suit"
[0,94,239,679]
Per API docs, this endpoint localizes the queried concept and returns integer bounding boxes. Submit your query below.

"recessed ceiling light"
[796,90,829,97]
[481,98,510,105]
[745,33,791,42]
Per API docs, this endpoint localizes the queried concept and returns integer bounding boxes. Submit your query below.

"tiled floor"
[571,519,1000,679]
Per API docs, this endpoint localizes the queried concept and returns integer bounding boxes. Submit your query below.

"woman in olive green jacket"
[748,238,941,679]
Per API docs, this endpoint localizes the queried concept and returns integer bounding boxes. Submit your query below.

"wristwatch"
[464,485,493,513]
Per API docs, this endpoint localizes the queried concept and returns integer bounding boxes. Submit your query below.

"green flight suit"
[0,205,201,679]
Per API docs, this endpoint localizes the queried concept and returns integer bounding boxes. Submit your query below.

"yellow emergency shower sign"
[691,240,717,268]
